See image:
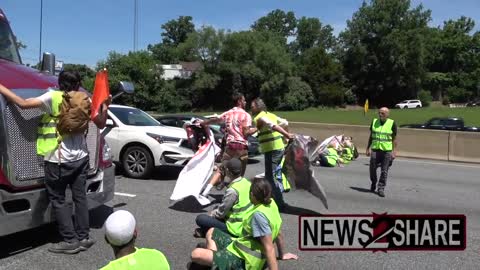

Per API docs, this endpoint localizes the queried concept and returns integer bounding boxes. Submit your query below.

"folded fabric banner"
[284,134,329,209]
[170,128,220,206]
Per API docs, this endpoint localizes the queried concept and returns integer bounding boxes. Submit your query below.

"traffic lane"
[292,156,480,269]
[109,157,480,270]
[0,157,479,269]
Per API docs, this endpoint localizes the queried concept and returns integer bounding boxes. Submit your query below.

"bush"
[446,87,470,103]
[417,90,432,107]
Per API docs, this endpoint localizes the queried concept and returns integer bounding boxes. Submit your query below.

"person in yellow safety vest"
[340,145,354,164]
[248,98,294,212]
[317,142,344,167]
[0,72,110,254]
[190,178,298,270]
[366,107,398,198]
[194,158,254,238]
[100,210,170,270]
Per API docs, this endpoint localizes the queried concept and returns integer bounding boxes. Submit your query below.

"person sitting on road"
[101,210,170,270]
[315,142,344,167]
[194,158,254,238]
[190,178,298,270]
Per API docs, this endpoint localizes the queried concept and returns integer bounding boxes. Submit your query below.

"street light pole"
[133,0,138,52]
[39,0,43,64]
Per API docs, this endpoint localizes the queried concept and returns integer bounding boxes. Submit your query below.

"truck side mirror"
[112,81,135,100]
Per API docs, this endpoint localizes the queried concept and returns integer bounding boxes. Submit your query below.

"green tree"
[300,46,345,106]
[340,0,431,107]
[96,51,163,111]
[252,9,297,41]
[180,26,227,71]
[291,17,336,54]
[148,16,196,63]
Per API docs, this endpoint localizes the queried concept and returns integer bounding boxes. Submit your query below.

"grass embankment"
[187,107,480,127]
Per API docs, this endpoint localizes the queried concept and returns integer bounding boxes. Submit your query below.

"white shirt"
[36,91,88,163]
[259,116,288,130]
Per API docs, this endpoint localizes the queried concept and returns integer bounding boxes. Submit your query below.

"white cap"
[105,210,136,246]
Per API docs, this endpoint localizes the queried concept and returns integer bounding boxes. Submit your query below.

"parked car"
[104,105,194,179]
[466,99,480,107]
[395,99,422,109]
[400,117,479,132]
[156,114,260,157]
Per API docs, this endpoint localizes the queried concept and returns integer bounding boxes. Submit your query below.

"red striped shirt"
[220,107,252,146]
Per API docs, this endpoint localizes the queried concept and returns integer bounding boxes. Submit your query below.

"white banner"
[170,131,220,205]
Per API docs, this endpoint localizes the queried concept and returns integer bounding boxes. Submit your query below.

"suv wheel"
[122,146,154,179]
[416,105,420,108]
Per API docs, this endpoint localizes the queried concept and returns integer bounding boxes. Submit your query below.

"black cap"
[224,158,242,176]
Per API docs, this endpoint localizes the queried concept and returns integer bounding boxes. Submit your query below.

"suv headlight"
[146,133,180,144]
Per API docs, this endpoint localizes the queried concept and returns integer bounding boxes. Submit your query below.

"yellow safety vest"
[325,147,338,166]
[227,200,282,270]
[226,177,254,237]
[341,147,353,163]
[37,91,63,156]
[253,111,285,153]
[100,248,170,270]
[371,118,394,151]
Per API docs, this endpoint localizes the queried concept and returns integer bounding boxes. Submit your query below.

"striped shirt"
[220,107,252,146]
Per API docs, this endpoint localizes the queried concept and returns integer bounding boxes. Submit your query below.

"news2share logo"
[299,214,466,252]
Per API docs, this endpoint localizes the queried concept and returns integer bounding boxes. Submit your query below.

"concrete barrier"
[289,122,479,163]
[448,132,480,163]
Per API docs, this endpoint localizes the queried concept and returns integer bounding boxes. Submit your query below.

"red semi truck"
[0,8,115,236]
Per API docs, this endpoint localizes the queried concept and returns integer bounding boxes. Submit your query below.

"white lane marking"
[358,157,480,169]
[114,192,137,198]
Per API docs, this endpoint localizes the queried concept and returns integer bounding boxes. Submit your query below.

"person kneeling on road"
[101,210,170,270]
[194,158,254,238]
[190,178,298,270]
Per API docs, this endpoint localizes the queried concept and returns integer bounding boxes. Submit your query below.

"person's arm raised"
[0,83,43,109]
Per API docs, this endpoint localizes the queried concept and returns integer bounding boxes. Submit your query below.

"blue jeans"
[264,149,285,210]
[195,214,228,235]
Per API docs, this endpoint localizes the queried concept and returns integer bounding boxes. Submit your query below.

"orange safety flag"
[90,68,110,120]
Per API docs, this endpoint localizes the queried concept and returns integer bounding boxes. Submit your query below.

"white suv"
[103,104,194,179]
[395,100,422,109]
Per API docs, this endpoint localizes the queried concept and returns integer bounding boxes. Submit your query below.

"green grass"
[273,107,480,127]
[167,106,480,127]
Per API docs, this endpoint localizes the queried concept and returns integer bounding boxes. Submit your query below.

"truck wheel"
[122,146,154,179]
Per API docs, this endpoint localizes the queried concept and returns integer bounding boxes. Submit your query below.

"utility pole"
[133,0,138,52]
[39,0,43,64]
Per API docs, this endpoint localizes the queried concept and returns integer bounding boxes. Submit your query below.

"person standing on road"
[366,107,398,197]
[200,92,254,197]
[194,158,253,238]
[250,98,293,211]
[101,210,170,270]
[0,71,110,254]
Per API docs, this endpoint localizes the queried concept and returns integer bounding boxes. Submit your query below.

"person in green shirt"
[100,210,170,270]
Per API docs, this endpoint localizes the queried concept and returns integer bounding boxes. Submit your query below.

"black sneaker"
[79,237,96,251]
[48,241,82,254]
[378,189,385,197]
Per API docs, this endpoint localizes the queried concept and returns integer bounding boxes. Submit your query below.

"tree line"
[58,0,480,112]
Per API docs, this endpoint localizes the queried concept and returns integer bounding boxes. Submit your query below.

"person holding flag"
[0,70,111,254]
